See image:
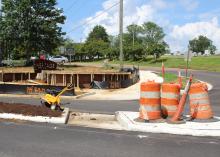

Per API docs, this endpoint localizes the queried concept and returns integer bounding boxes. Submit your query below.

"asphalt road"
[0,69,220,157]
[0,120,220,157]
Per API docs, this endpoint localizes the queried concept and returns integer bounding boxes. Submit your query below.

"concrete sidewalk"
[116,111,220,137]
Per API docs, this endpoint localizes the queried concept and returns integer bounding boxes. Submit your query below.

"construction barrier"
[139,81,161,120]
[189,83,213,119]
[161,83,180,118]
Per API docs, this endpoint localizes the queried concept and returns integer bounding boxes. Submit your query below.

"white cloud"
[149,0,169,10]
[82,0,156,38]
[168,17,220,52]
[179,0,199,11]
[80,0,220,53]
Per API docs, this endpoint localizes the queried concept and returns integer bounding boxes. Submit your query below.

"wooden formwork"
[43,70,133,89]
[0,69,137,89]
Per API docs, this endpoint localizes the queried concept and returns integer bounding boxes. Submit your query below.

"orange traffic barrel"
[161,83,180,118]
[139,81,161,120]
[189,83,213,119]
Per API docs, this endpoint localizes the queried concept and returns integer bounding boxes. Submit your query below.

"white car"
[49,56,68,64]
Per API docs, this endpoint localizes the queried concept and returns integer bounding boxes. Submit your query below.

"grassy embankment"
[108,55,220,72]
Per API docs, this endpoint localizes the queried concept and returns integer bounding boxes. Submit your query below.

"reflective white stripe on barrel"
[161,105,177,111]
[189,93,209,99]
[140,105,161,111]
[191,105,211,111]
[140,91,160,99]
[139,106,149,119]
[161,92,179,99]
[190,99,210,105]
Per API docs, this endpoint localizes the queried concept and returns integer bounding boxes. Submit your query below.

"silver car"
[49,56,68,64]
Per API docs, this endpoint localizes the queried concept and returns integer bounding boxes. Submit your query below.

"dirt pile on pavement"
[0,102,62,117]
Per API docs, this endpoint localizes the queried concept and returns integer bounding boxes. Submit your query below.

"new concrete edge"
[0,108,69,124]
[116,111,220,137]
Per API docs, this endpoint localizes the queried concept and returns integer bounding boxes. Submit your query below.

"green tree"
[0,0,66,61]
[126,24,142,45]
[84,25,110,60]
[86,25,109,43]
[189,35,216,55]
[123,24,143,60]
[83,40,109,60]
[141,22,169,59]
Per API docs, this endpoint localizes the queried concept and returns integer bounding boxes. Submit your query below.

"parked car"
[48,55,68,64]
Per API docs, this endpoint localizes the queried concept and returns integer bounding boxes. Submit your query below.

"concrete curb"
[116,111,220,137]
[75,92,96,99]
[0,108,69,124]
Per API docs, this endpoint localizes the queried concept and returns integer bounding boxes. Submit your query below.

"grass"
[160,72,199,89]
[161,73,178,83]
[108,55,220,72]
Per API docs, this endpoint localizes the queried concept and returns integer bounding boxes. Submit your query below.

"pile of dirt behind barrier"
[0,102,62,117]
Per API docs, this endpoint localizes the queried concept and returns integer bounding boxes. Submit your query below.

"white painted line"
[0,108,69,124]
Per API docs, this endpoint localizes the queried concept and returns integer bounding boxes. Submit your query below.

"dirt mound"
[0,102,62,117]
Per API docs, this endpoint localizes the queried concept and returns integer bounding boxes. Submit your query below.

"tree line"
[64,24,217,62]
[0,0,217,63]
[65,22,170,61]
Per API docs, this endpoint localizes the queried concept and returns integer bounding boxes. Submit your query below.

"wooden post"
[63,74,65,86]
[73,74,75,88]
[70,74,72,84]
[13,73,15,81]
[47,74,49,85]
[21,73,23,81]
[77,74,79,88]
[90,74,93,83]
[55,74,56,85]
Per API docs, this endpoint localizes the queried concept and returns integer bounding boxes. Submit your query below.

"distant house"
[175,51,184,56]
[204,50,210,56]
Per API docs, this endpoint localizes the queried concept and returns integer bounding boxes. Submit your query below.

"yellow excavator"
[41,84,74,111]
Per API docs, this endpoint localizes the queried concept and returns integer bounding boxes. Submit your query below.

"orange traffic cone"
[169,74,193,123]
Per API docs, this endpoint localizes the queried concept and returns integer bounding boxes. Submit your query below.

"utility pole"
[132,25,135,49]
[0,2,2,66]
[119,0,124,69]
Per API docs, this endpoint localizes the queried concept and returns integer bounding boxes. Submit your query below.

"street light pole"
[119,0,124,70]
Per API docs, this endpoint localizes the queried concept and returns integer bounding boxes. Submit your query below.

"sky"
[1,0,220,53]
[56,0,220,53]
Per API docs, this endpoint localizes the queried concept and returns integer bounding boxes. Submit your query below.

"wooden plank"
[77,74,79,88]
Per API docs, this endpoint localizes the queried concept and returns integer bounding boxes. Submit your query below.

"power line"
[67,2,120,34]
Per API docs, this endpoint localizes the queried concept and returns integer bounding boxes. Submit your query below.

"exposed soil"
[0,67,34,73]
[0,65,118,73]
[0,102,62,117]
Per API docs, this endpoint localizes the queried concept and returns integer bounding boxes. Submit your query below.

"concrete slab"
[0,108,69,124]
[68,111,124,130]
[116,111,220,137]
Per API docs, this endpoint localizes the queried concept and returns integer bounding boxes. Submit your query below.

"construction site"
[0,59,219,137]
[0,0,220,156]
[0,64,139,95]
